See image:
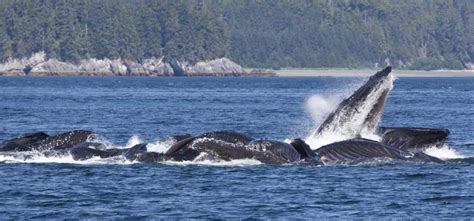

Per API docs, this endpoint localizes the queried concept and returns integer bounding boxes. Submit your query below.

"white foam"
[162,158,263,166]
[95,135,144,150]
[124,135,142,148]
[146,138,174,153]
[0,152,133,165]
[424,144,465,160]
[0,151,263,166]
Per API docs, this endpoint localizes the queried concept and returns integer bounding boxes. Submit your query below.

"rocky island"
[0,52,275,77]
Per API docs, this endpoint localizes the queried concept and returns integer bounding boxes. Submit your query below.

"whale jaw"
[308,67,394,148]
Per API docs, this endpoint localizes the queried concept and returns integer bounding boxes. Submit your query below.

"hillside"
[0,0,473,70]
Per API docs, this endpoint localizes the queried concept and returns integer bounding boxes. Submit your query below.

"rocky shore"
[0,52,275,77]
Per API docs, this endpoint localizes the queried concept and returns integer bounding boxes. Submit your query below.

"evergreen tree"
[0,0,472,70]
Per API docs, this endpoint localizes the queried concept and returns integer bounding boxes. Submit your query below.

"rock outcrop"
[30,59,80,76]
[0,52,275,77]
[0,52,46,76]
[465,62,474,70]
[79,58,127,76]
[170,58,247,76]
[125,57,174,76]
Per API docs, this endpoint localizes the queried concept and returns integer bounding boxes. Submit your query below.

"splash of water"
[0,152,133,165]
[124,135,142,148]
[305,94,341,124]
[147,138,176,153]
[93,135,144,150]
[424,144,465,160]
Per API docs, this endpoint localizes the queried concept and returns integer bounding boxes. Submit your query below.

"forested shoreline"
[0,0,473,71]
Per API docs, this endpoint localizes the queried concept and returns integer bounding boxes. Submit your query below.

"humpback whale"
[309,67,394,146]
[315,138,444,165]
[0,130,94,152]
[0,67,452,165]
[379,127,450,151]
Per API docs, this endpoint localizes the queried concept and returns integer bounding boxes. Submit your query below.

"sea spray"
[147,138,176,153]
[0,152,132,164]
[125,135,142,148]
[424,144,464,160]
[305,94,341,125]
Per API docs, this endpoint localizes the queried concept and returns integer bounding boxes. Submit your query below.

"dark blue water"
[0,76,473,219]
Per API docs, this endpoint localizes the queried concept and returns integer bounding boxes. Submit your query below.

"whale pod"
[0,67,452,166]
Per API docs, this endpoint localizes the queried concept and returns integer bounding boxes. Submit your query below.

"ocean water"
[0,75,473,219]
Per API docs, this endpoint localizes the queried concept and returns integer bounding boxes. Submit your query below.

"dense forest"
[0,0,473,70]
[0,0,228,64]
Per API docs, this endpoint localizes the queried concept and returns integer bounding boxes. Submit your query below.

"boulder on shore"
[137,57,175,76]
[80,58,127,76]
[125,57,174,76]
[466,62,474,70]
[0,52,46,76]
[170,58,248,76]
[29,59,80,76]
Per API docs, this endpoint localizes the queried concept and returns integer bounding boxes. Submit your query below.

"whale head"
[307,67,394,148]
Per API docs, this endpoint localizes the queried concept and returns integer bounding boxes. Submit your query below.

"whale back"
[165,131,253,156]
[0,132,49,152]
[379,127,450,151]
[0,130,94,152]
[315,138,442,165]
[188,138,301,164]
[123,143,148,161]
[36,130,96,151]
[198,131,253,145]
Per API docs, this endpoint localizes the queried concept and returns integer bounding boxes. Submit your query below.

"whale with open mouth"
[0,67,451,165]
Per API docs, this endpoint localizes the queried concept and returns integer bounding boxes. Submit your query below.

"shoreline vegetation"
[0,1,473,72]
